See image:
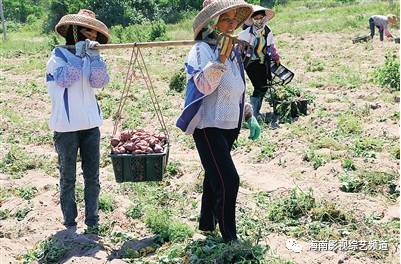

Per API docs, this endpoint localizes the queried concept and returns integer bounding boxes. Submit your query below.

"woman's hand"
[85,39,100,57]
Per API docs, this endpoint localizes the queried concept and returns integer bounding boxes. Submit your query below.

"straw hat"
[193,0,253,40]
[252,5,275,21]
[243,5,275,27]
[55,9,110,44]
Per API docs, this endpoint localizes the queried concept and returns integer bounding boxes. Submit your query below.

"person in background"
[45,9,110,234]
[369,14,398,42]
[239,5,280,120]
[176,0,260,243]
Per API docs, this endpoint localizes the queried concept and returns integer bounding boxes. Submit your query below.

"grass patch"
[340,170,399,199]
[257,143,277,161]
[266,188,355,241]
[0,208,11,220]
[313,136,345,151]
[342,159,356,171]
[99,194,116,213]
[22,237,69,264]
[270,1,399,34]
[15,186,38,200]
[145,208,193,242]
[185,236,268,264]
[165,161,183,178]
[374,54,400,91]
[306,60,324,72]
[126,203,143,219]
[337,113,362,135]
[303,148,327,169]
[0,186,12,206]
[330,65,362,89]
[353,137,384,158]
[15,207,32,221]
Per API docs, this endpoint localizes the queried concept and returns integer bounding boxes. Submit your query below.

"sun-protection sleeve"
[185,42,226,95]
[89,56,109,88]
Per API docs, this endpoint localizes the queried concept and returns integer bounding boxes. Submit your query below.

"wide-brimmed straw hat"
[243,5,275,27]
[55,9,110,44]
[252,5,275,21]
[193,0,253,40]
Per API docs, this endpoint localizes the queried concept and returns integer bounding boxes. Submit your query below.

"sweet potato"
[111,130,166,154]
[111,137,120,147]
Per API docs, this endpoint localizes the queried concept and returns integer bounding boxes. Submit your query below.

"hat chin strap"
[73,25,79,43]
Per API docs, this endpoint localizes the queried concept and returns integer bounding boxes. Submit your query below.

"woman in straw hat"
[176,0,260,243]
[239,5,280,119]
[45,9,110,232]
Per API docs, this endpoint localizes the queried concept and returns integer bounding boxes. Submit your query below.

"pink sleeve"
[54,64,81,88]
[384,29,393,38]
[271,44,280,62]
[193,62,226,95]
[89,58,110,88]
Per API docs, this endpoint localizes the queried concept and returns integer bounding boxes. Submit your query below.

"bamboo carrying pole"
[59,40,196,50]
[57,33,250,50]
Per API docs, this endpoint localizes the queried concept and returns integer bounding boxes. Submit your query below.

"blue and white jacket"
[45,47,109,132]
[176,41,246,134]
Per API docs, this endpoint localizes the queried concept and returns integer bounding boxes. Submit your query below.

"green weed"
[22,237,69,264]
[169,68,186,93]
[126,203,144,219]
[303,148,327,169]
[185,236,267,264]
[337,113,362,135]
[340,170,399,199]
[342,159,356,171]
[145,208,193,242]
[0,208,11,220]
[353,137,384,158]
[15,207,32,221]
[374,54,400,91]
[306,60,324,72]
[16,186,38,200]
[99,194,116,213]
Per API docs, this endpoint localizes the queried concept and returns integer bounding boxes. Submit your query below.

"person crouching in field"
[45,9,110,232]
[176,0,260,243]
[369,14,398,42]
[238,5,280,120]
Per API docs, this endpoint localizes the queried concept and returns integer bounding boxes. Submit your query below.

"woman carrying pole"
[45,9,110,233]
[176,0,260,243]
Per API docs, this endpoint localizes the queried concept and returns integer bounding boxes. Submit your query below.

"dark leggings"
[246,61,271,98]
[193,127,240,242]
[369,17,384,41]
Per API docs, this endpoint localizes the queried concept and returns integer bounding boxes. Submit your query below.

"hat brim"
[193,1,253,40]
[55,14,110,44]
[252,5,275,21]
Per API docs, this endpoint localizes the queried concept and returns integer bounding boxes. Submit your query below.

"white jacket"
[45,47,109,132]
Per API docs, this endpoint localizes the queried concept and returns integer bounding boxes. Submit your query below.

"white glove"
[85,39,100,57]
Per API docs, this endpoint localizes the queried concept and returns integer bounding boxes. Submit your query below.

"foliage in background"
[374,54,400,91]
[169,68,186,93]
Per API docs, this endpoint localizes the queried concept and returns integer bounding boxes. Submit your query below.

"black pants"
[54,127,100,227]
[246,61,271,98]
[193,127,240,242]
[369,17,384,41]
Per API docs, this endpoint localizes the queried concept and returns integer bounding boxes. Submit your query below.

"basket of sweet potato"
[110,129,168,182]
